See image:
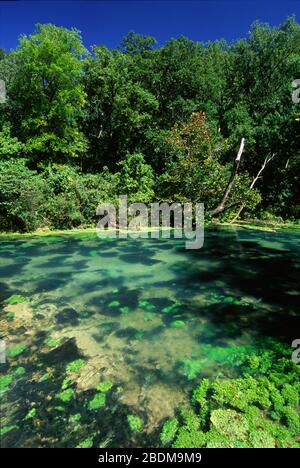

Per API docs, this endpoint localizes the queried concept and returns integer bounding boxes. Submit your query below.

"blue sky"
[0,1,299,52]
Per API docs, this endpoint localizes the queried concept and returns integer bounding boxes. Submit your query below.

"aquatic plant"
[96,381,113,392]
[210,409,249,440]
[88,392,106,410]
[0,373,13,393]
[44,337,61,348]
[4,294,27,305]
[14,367,26,376]
[179,407,201,431]
[76,437,93,448]
[89,251,98,257]
[212,376,271,411]
[66,359,85,373]
[69,413,81,424]
[138,300,155,311]
[248,429,275,448]
[120,306,130,314]
[24,408,37,420]
[62,376,73,390]
[205,427,235,448]
[0,425,19,437]
[54,406,65,412]
[144,312,154,320]
[172,428,206,448]
[134,331,144,340]
[6,312,15,320]
[7,343,28,358]
[171,339,300,448]
[181,358,204,380]
[193,378,210,423]
[57,388,74,402]
[127,415,143,432]
[202,343,256,366]
[160,417,179,444]
[38,373,50,383]
[170,320,185,328]
[108,300,120,308]
[162,303,181,314]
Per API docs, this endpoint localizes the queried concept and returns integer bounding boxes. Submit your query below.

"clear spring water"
[0,226,299,447]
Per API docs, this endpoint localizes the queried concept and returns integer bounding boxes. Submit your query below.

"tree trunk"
[230,153,275,223]
[211,138,245,217]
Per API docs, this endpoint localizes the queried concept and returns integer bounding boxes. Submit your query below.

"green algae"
[170,320,185,328]
[181,358,204,380]
[249,429,275,448]
[210,409,249,440]
[6,312,15,320]
[162,303,181,314]
[108,300,120,308]
[138,300,156,312]
[38,373,50,383]
[96,381,113,392]
[76,437,94,448]
[69,413,81,424]
[0,425,19,437]
[202,343,257,366]
[88,392,106,410]
[171,340,300,448]
[44,337,61,348]
[144,311,154,320]
[160,417,179,444]
[0,374,14,393]
[7,343,28,358]
[57,388,74,402]
[172,428,206,448]
[127,415,143,432]
[66,359,85,373]
[62,377,73,390]
[4,295,27,305]
[14,366,26,376]
[24,408,37,420]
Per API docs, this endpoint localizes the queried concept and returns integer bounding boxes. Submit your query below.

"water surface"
[1,227,299,447]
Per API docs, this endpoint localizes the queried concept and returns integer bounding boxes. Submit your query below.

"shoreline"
[0,220,299,239]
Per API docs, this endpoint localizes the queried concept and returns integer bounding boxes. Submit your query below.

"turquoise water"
[0,227,299,447]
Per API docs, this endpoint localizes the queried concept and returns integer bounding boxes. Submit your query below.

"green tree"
[118,152,155,203]
[2,24,87,165]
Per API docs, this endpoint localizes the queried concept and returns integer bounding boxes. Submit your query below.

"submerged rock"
[55,307,80,326]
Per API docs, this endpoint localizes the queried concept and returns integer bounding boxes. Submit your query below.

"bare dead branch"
[211,138,245,217]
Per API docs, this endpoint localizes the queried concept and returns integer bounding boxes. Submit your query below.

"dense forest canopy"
[0,18,299,231]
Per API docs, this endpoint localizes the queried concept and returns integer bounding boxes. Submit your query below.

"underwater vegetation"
[7,343,28,358]
[127,415,143,433]
[4,295,28,305]
[181,358,205,380]
[88,392,106,410]
[160,340,300,448]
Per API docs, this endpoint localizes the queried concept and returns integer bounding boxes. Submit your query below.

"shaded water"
[0,227,300,447]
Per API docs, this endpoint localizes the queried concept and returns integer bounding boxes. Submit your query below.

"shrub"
[0,159,48,231]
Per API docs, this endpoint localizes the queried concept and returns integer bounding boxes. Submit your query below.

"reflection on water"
[0,227,299,447]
